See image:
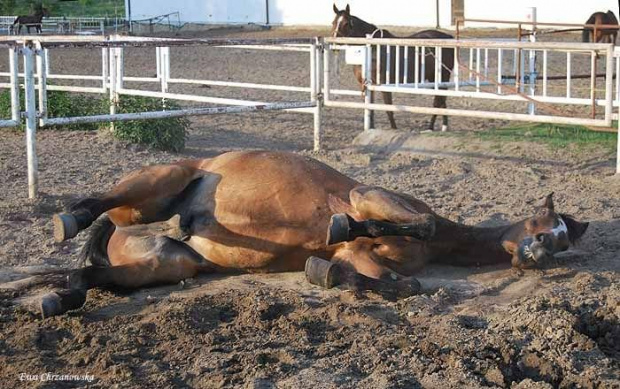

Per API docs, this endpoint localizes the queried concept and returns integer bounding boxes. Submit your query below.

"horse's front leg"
[53,161,205,242]
[381,91,397,129]
[327,186,435,245]
[327,239,420,297]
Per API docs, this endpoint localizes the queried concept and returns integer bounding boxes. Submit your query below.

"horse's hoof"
[53,213,78,242]
[326,213,352,245]
[40,292,63,318]
[413,214,436,241]
[441,125,448,132]
[305,256,341,288]
[397,277,421,298]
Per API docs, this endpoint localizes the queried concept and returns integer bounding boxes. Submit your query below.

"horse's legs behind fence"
[381,91,397,129]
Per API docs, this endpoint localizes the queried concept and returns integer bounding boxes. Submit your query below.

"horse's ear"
[345,4,350,15]
[541,192,554,211]
[560,214,589,244]
[333,4,339,14]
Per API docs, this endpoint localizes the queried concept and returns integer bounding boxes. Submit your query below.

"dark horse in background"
[582,10,619,44]
[331,4,454,131]
[11,7,49,34]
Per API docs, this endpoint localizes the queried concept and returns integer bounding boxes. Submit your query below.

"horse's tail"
[79,215,115,267]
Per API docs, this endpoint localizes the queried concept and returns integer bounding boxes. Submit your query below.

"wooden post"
[23,43,38,199]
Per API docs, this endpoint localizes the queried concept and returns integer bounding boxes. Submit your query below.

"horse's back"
[184,151,358,271]
[409,29,454,40]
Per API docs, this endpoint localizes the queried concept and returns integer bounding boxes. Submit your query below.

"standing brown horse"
[582,10,619,44]
[42,151,588,318]
[331,4,454,131]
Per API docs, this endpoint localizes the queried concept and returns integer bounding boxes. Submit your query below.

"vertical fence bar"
[542,50,547,97]
[403,46,409,84]
[414,46,419,87]
[44,48,50,76]
[566,52,571,98]
[617,105,620,174]
[395,45,400,87]
[386,45,391,85]
[476,48,481,92]
[101,47,108,93]
[616,55,620,104]
[497,49,502,94]
[435,46,441,89]
[591,51,597,119]
[484,48,489,78]
[527,49,536,115]
[376,44,381,84]
[35,42,48,125]
[421,46,426,83]
[310,38,322,151]
[323,43,330,103]
[454,46,460,92]
[9,46,20,122]
[604,45,614,126]
[23,43,38,199]
[513,49,518,86]
[364,41,373,131]
[469,48,474,82]
[109,46,117,131]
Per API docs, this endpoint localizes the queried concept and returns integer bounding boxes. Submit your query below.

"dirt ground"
[0,26,619,388]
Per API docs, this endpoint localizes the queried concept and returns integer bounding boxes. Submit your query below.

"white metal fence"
[1,16,127,35]
[1,34,620,198]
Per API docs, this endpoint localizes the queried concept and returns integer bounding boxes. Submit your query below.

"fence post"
[109,46,117,132]
[9,46,20,123]
[23,42,38,199]
[311,37,322,151]
[527,9,537,115]
[35,42,48,126]
[604,44,613,127]
[363,36,373,131]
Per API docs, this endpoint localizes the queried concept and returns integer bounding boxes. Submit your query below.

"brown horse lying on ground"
[45,151,588,317]
[331,4,454,131]
[582,10,619,44]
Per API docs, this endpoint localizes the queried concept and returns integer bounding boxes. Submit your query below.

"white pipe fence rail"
[1,35,620,198]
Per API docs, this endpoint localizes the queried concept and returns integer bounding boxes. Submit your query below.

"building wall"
[126,0,620,28]
[127,0,451,27]
[464,0,618,26]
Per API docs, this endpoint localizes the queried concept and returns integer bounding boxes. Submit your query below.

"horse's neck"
[350,16,381,37]
[429,217,515,265]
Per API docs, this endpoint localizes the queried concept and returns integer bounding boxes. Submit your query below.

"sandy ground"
[0,26,619,388]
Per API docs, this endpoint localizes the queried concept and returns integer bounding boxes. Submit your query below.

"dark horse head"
[331,4,382,38]
[502,193,589,268]
[582,10,619,43]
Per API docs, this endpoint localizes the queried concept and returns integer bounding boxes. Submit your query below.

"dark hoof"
[396,277,421,298]
[326,213,352,246]
[40,292,63,318]
[53,213,79,242]
[40,289,87,318]
[305,256,341,288]
[414,214,436,241]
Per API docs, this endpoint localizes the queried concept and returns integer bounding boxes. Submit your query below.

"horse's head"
[331,4,353,37]
[503,193,589,269]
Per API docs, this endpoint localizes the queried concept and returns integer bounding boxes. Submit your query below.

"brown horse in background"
[40,151,589,318]
[331,4,454,131]
[582,10,619,44]
[10,7,49,34]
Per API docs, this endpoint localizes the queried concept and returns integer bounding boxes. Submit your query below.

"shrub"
[112,96,189,152]
[0,89,103,131]
[0,90,189,152]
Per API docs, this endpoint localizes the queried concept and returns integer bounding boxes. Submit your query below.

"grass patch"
[435,123,617,151]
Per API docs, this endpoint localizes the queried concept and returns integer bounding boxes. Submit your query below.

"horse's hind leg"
[381,92,397,129]
[54,161,204,242]
[437,95,448,132]
[40,232,217,318]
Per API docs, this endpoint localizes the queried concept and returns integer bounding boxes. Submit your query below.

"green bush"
[112,95,189,152]
[0,90,189,152]
[0,89,103,131]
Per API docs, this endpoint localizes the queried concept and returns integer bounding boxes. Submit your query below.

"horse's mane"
[349,14,386,37]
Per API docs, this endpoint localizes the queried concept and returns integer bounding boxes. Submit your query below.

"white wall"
[127,0,620,28]
[127,0,451,27]
[128,0,267,24]
[464,0,619,26]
